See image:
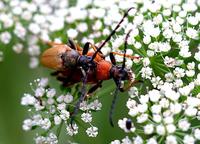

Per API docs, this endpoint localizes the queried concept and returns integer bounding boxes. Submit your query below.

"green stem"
[56,121,64,138]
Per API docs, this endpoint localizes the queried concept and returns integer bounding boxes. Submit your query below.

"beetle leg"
[68,39,77,50]
[82,42,90,55]
[109,53,116,65]
[86,81,103,99]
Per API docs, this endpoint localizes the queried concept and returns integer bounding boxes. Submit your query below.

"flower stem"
[56,120,64,138]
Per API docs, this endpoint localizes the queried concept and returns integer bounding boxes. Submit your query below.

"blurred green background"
[0,46,130,144]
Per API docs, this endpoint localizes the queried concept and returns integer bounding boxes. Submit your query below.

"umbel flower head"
[13,0,200,143]
[21,78,102,143]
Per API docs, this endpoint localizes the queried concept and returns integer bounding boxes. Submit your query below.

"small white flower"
[22,119,33,131]
[86,126,98,137]
[126,99,136,109]
[89,99,102,110]
[173,67,185,78]
[46,88,56,98]
[14,23,26,39]
[121,136,132,144]
[178,119,190,131]
[151,104,161,114]
[57,103,66,110]
[77,23,88,32]
[81,112,92,123]
[143,35,151,44]
[165,89,180,101]
[194,129,200,140]
[156,125,165,135]
[170,103,182,114]
[46,133,58,144]
[66,123,78,136]
[148,89,161,102]
[195,51,200,61]
[139,95,149,104]
[186,97,200,107]
[166,124,176,134]
[179,86,192,96]
[141,67,153,79]
[143,57,150,67]
[29,23,40,34]
[0,31,11,44]
[80,101,89,111]
[163,29,173,39]
[166,135,177,144]
[186,27,198,39]
[137,104,148,113]
[147,50,154,57]
[35,87,45,97]
[183,135,195,144]
[137,114,148,123]
[54,115,62,125]
[60,110,70,120]
[35,136,46,144]
[144,124,154,135]
[187,16,199,26]
[128,108,139,117]
[128,87,138,98]
[147,137,158,144]
[111,140,121,144]
[174,79,183,88]
[63,93,73,103]
[67,29,78,39]
[163,9,171,16]
[133,136,143,144]
[13,43,23,54]
[159,98,169,108]
[172,23,181,33]
[185,107,197,117]
[40,118,51,130]
[21,94,36,106]
[38,78,48,87]
[152,114,162,123]
[179,47,191,58]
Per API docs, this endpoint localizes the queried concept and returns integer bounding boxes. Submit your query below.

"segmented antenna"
[109,30,132,127]
[122,29,132,69]
[109,81,120,127]
[70,68,88,126]
[91,7,135,61]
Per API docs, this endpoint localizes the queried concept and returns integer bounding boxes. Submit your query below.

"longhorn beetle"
[41,7,140,126]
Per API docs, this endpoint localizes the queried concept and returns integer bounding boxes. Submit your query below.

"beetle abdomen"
[41,45,79,70]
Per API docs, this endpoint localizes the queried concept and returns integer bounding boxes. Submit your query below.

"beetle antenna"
[91,7,135,61]
[122,29,132,69]
[109,80,121,127]
[70,68,88,125]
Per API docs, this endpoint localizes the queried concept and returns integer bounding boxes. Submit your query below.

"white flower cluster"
[21,78,102,143]
[0,0,144,68]
[14,0,199,143]
[109,0,200,144]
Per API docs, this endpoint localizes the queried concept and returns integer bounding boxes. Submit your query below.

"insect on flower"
[41,7,141,126]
